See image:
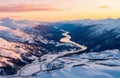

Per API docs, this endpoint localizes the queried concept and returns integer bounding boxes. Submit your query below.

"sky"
[0,0,120,21]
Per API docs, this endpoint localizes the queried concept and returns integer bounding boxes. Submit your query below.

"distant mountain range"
[53,18,120,51]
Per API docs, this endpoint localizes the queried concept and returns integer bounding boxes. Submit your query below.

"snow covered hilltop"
[0,18,120,78]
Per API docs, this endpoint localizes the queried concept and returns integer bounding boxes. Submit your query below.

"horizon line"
[1,17,120,22]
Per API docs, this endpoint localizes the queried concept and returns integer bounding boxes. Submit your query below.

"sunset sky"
[0,0,120,21]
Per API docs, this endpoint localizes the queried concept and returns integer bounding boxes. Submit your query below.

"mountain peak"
[0,17,13,22]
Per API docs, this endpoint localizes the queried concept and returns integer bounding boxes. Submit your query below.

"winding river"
[60,31,87,51]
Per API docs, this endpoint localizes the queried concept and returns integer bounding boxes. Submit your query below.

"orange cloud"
[0,4,68,12]
[99,6,109,9]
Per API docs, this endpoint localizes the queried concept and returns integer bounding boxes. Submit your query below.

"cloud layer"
[0,4,67,12]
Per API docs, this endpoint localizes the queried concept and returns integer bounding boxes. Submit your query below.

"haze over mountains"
[0,18,120,78]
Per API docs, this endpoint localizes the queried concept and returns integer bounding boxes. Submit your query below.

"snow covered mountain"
[0,18,120,78]
[0,18,48,75]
